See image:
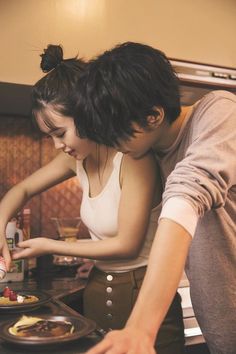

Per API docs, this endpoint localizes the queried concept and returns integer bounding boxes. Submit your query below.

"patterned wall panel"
[0,116,41,236]
[0,116,89,239]
[40,136,87,237]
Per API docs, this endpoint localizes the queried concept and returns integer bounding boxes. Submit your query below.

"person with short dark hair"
[73,42,181,147]
[73,42,236,354]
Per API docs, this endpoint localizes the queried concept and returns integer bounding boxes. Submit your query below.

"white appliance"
[170,58,236,105]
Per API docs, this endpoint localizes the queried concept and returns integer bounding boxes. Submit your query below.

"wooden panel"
[0,116,89,239]
[0,82,32,117]
[0,116,41,235]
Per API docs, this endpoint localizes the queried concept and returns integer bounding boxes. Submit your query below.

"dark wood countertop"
[0,268,207,352]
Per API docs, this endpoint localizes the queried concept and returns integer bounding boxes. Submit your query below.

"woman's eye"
[56,132,65,138]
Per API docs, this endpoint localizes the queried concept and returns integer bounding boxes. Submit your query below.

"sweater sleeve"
[159,197,198,237]
[162,91,236,225]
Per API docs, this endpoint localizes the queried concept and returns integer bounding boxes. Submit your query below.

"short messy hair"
[74,42,181,146]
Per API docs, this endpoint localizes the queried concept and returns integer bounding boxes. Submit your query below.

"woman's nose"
[53,137,65,150]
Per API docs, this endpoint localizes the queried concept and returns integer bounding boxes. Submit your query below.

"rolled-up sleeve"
[159,197,199,237]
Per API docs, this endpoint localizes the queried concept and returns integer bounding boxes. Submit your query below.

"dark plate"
[0,314,96,346]
[0,290,51,312]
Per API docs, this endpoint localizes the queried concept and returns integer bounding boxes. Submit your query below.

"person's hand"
[0,237,11,271]
[12,237,51,259]
[76,259,94,279]
[86,327,156,354]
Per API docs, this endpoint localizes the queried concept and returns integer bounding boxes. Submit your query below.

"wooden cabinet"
[0,82,32,117]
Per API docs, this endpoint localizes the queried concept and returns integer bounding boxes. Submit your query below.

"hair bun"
[40,44,64,73]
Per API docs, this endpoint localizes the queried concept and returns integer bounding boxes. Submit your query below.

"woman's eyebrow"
[42,116,61,132]
[47,127,61,134]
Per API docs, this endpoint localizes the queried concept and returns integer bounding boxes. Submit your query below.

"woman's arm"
[0,152,76,268]
[13,152,161,261]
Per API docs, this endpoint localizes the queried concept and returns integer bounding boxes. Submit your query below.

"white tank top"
[77,152,161,272]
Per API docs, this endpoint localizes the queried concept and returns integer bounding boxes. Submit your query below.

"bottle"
[0,257,7,280]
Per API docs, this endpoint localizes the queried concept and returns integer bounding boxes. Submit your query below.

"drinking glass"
[51,217,81,265]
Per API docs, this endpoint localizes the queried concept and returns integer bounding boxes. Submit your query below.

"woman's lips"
[67,150,76,156]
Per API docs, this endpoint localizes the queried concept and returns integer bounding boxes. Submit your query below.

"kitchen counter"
[0,270,101,354]
[0,267,209,353]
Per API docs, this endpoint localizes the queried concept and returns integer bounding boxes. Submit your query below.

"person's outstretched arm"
[0,152,75,269]
[13,153,161,261]
[86,219,191,354]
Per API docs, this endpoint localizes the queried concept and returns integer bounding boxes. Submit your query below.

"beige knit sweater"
[155,90,236,354]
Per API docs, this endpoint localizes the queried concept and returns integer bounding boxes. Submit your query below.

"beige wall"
[0,0,235,85]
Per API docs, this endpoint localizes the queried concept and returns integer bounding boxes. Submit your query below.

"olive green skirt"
[83,266,185,354]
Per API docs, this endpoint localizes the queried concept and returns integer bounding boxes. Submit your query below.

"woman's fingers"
[2,243,11,271]
[86,328,156,354]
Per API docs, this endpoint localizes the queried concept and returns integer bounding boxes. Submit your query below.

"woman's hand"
[0,237,11,271]
[12,237,53,259]
[86,327,156,354]
[76,259,94,279]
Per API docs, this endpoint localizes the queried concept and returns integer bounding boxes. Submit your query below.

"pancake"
[0,286,39,306]
[9,316,74,338]
[0,294,39,306]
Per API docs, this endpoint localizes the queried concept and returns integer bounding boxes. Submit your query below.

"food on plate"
[0,286,39,305]
[9,315,74,337]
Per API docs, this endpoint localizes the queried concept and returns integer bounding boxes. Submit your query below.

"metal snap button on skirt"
[83,266,147,331]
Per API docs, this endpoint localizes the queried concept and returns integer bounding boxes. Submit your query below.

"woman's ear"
[147,107,164,128]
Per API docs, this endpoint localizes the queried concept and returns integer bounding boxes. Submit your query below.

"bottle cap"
[6,220,17,239]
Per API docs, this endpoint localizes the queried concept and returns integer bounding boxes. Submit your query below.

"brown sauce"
[14,320,73,337]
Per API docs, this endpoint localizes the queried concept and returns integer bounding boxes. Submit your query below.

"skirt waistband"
[91,266,147,285]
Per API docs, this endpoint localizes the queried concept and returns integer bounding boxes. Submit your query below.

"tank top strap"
[111,152,124,184]
[76,160,90,194]
[112,152,123,168]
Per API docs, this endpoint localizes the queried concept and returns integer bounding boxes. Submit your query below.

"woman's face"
[36,109,95,160]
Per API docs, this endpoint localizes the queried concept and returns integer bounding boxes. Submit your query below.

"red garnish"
[3,286,11,298]
[2,286,20,301]
[9,290,17,301]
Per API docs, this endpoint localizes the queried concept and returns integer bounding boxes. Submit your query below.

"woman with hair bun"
[0,44,185,353]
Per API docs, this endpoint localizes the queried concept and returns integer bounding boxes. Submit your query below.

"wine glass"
[51,217,81,265]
